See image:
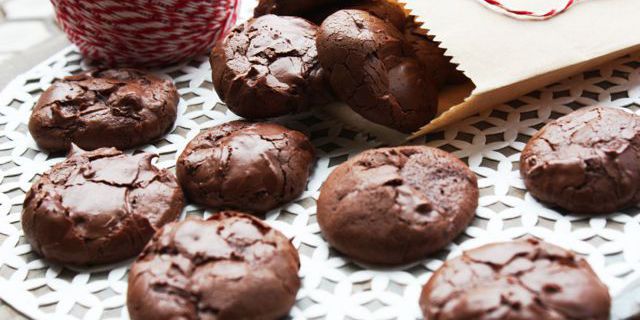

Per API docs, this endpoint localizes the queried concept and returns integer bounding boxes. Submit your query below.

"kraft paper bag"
[396,0,640,137]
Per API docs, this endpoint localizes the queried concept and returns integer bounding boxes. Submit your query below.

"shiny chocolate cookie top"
[22,146,184,266]
[127,212,301,320]
[29,69,178,152]
[176,121,315,213]
[420,238,611,320]
[211,15,333,119]
[521,106,640,214]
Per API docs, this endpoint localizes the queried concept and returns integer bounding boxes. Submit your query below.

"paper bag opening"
[401,0,640,138]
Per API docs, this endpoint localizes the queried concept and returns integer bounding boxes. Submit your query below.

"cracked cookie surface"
[176,121,315,214]
[21,146,184,266]
[211,15,333,119]
[317,146,478,265]
[29,69,179,152]
[317,9,438,133]
[520,106,640,214]
[419,238,611,320]
[126,212,301,320]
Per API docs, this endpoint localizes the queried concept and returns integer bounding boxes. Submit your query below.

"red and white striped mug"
[51,0,240,67]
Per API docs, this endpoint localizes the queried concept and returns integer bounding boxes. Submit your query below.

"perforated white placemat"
[1,2,640,319]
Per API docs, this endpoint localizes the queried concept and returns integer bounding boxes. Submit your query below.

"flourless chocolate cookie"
[29,69,178,152]
[317,10,439,133]
[127,212,301,320]
[420,238,611,320]
[176,121,315,213]
[520,106,640,214]
[317,146,478,265]
[211,15,332,119]
[22,146,184,266]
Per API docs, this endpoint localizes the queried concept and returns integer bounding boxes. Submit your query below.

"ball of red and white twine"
[51,0,239,67]
[478,0,580,20]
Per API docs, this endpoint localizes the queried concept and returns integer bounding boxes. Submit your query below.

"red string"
[480,0,578,20]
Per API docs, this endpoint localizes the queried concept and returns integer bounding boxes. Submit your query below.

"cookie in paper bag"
[317,9,439,133]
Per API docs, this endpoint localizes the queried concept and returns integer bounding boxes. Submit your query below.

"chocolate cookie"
[404,16,467,87]
[420,238,611,320]
[520,106,640,214]
[176,121,315,213]
[127,212,301,320]
[317,146,478,265]
[21,146,184,266]
[317,10,438,133]
[211,15,332,119]
[29,69,179,152]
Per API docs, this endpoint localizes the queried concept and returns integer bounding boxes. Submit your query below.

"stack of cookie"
[211,0,466,133]
[21,1,639,319]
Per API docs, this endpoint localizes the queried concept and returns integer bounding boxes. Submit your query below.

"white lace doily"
[1,1,640,319]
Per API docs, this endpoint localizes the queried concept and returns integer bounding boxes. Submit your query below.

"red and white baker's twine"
[51,0,239,67]
[479,0,580,20]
